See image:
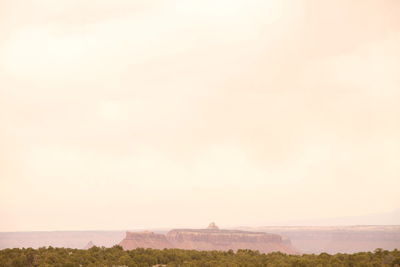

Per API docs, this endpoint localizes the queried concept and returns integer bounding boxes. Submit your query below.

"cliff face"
[166,229,297,254]
[119,225,297,254]
[119,231,173,250]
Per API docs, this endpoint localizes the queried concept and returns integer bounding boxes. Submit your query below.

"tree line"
[1,245,399,267]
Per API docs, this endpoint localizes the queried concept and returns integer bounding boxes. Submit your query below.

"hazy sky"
[1,0,400,231]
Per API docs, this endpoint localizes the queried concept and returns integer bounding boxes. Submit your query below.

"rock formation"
[119,223,297,254]
[207,222,219,230]
[119,231,173,250]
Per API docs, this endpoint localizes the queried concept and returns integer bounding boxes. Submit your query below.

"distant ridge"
[270,209,400,226]
[236,225,400,254]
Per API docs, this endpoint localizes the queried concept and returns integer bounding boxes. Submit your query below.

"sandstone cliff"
[119,231,173,250]
[119,224,297,254]
[167,229,297,254]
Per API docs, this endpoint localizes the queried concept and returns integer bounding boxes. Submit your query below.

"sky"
[0,0,400,231]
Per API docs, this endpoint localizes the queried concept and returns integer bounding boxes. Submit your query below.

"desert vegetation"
[1,246,400,267]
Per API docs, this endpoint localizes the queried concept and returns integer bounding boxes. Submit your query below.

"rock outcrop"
[119,231,173,250]
[207,222,219,230]
[119,224,297,254]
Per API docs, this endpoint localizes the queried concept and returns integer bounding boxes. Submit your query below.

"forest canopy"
[1,246,400,267]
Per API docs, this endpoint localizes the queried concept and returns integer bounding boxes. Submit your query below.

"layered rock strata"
[119,224,297,254]
[119,231,173,250]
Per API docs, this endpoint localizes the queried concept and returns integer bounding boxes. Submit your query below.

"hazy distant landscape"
[240,225,400,254]
[1,224,400,255]
[1,224,400,266]
[2,211,399,253]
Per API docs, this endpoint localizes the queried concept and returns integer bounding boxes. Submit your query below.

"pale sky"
[1,0,400,231]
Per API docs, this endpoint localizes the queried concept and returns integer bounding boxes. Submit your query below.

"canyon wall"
[119,224,297,254]
[119,231,173,250]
